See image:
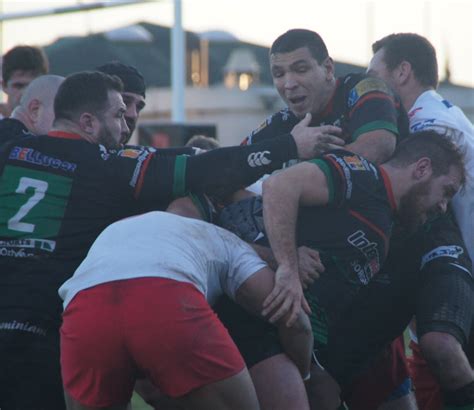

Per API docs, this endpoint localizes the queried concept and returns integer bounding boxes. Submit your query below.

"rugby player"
[59,208,313,410]
[215,27,408,409]
[0,75,64,145]
[1,45,49,117]
[242,28,409,166]
[323,33,474,410]
[97,61,145,144]
[211,130,465,410]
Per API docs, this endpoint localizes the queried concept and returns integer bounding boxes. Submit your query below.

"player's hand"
[291,113,344,159]
[262,264,311,326]
[297,246,325,289]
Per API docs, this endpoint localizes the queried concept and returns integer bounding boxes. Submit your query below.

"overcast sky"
[1,0,473,87]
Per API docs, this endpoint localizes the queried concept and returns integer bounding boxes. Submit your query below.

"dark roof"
[44,22,365,87]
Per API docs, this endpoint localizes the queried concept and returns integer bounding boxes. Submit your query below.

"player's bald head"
[19,74,64,107]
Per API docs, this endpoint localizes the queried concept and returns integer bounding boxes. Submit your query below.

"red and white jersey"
[59,211,267,309]
[409,90,474,261]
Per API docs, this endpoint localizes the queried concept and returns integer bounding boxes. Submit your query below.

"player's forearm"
[345,131,396,164]
[262,175,300,270]
[277,312,313,377]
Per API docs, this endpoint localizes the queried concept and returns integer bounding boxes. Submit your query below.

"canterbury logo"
[247,151,271,167]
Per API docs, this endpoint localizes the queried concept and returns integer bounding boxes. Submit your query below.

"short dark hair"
[270,29,329,64]
[389,130,466,186]
[96,61,146,98]
[54,71,123,122]
[372,33,438,88]
[2,45,49,84]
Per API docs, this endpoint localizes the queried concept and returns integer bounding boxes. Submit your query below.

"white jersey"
[59,211,267,309]
[409,90,474,261]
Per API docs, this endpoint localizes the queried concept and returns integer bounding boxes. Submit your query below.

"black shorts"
[0,310,65,410]
[213,296,283,368]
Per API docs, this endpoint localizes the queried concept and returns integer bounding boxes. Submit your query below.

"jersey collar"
[379,166,397,212]
[48,130,83,140]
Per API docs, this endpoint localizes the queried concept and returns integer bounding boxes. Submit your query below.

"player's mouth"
[289,96,307,107]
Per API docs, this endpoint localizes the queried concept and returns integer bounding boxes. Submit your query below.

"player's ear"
[27,98,41,122]
[395,60,412,86]
[323,57,335,81]
[413,157,433,180]
[78,112,98,136]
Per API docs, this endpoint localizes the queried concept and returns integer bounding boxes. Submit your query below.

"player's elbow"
[419,332,463,368]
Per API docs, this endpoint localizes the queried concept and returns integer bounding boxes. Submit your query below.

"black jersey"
[298,150,396,325]
[0,118,32,146]
[219,149,396,333]
[242,73,408,151]
[323,211,473,389]
[0,130,298,324]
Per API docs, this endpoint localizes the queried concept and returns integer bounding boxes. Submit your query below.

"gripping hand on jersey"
[262,263,310,327]
[298,246,325,289]
[291,113,344,159]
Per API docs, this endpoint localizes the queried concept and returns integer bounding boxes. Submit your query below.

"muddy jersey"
[409,90,474,261]
[0,130,297,326]
[242,73,408,150]
[59,211,267,309]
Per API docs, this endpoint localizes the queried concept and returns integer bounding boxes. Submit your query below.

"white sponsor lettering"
[347,230,380,284]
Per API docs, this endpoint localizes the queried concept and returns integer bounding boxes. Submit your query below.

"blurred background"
[1,0,473,146]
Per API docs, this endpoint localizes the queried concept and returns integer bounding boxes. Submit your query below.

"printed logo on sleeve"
[420,245,464,270]
[348,78,391,107]
[247,151,271,167]
[342,155,370,171]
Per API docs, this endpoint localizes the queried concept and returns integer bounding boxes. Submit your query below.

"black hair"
[270,29,329,63]
[372,33,438,88]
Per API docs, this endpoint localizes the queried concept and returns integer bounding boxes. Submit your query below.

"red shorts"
[345,336,410,409]
[407,340,442,410]
[60,277,245,407]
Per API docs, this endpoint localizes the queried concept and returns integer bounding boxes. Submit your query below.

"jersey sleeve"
[346,77,404,141]
[415,213,474,346]
[307,150,379,207]
[110,133,299,211]
[241,109,295,145]
[216,226,268,300]
[184,133,298,198]
[106,147,179,211]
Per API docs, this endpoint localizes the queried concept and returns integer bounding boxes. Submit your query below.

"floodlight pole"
[171,0,185,122]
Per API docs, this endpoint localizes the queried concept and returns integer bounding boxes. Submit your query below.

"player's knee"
[419,331,461,366]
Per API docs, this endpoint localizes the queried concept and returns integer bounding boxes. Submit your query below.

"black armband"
[443,380,474,407]
[416,264,474,347]
[185,133,297,198]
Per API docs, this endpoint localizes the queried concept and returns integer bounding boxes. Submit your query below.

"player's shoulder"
[344,73,394,108]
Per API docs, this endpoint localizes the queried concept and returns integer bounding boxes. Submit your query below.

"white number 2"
[8,177,48,233]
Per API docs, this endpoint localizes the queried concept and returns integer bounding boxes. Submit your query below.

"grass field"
[131,393,153,410]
